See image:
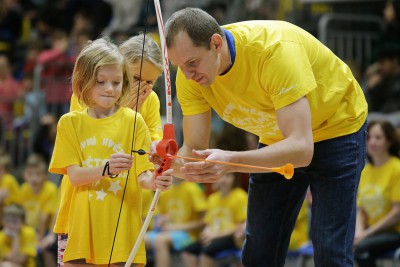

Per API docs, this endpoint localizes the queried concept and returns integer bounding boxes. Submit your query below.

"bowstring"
[107,0,151,265]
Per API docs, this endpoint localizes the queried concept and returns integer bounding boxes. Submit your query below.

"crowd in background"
[0,0,400,266]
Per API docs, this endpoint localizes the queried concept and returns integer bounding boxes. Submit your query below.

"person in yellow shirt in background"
[180,173,247,267]
[0,154,19,222]
[288,198,310,252]
[17,154,58,266]
[145,179,207,267]
[55,33,164,267]
[0,204,37,267]
[49,37,173,267]
[162,7,368,267]
[355,120,400,267]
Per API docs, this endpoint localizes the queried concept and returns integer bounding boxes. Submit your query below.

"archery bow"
[124,0,178,265]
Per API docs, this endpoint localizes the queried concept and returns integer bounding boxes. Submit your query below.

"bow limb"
[124,1,177,266]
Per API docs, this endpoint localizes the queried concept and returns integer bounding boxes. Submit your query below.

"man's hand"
[182,149,232,183]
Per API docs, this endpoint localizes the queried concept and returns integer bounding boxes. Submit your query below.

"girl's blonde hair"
[72,37,133,107]
[119,33,163,72]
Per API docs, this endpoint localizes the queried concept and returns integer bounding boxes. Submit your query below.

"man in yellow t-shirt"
[163,7,368,267]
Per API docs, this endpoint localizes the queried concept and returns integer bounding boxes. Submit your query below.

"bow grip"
[155,124,178,177]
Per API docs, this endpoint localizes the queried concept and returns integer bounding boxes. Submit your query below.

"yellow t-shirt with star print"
[357,157,400,232]
[49,107,153,265]
[54,93,162,235]
[176,20,367,145]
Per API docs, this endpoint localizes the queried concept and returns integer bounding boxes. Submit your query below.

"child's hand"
[153,169,173,191]
[130,81,153,111]
[108,153,133,175]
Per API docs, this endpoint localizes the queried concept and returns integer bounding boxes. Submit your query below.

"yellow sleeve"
[2,174,20,205]
[140,91,163,141]
[20,226,37,257]
[263,41,317,110]
[49,114,82,175]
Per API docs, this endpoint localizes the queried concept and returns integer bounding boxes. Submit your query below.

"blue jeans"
[242,123,367,267]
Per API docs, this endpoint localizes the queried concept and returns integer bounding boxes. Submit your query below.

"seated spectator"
[365,46,400,126]
[288,197,310,252]
[180,173,247,267]
[16,154,58,266]
[13,72,46,128]
[36,30,75,117]
[354,120,400,267]
[0,203,37,267]
[0,153,19,224]
[145,179,207,267]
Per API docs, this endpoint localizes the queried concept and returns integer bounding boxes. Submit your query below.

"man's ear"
[210,33,223,51]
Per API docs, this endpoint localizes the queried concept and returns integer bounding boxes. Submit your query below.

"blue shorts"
[147,230,193,251]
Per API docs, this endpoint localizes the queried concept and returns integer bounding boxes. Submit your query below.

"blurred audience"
[354,120,400,267]
[180,173,247,267]
[145,179,207,267]
[0,203,37,267]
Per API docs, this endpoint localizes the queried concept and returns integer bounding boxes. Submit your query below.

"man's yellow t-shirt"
[49,107,153,265]
[0,173,19,205]
[0,225,37,267]
[204,187,247,232]
[176,21,368,145]
[158,181,207,239]
[357,157,400,232]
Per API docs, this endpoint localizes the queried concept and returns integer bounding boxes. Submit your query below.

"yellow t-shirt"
[55,93,162,235]
[204,188,247,233]
[0,225,37,267]
[288,199,309,250]
[357,157,400,232]
[53,176,72,234]
[49,107,153,265]
[17,181,58,230]
[176,21,368,145]
[158,181,207,239]
[0,173,19,205]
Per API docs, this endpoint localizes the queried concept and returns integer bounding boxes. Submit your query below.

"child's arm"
[67,153,133,186]
[139,169,173,191]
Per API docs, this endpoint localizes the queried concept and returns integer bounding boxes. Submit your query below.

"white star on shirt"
[96,189,107,201]
[89,192,93,200]
[108,180,122,195]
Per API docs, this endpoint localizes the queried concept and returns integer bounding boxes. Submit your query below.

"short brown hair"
[165,7,225,49]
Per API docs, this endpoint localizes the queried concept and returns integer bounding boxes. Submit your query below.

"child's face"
[90,64,123,110]
[24,166,47,189]
[3,215,23,233]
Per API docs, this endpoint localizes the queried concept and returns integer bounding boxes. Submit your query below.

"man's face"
[168,31,222,86]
